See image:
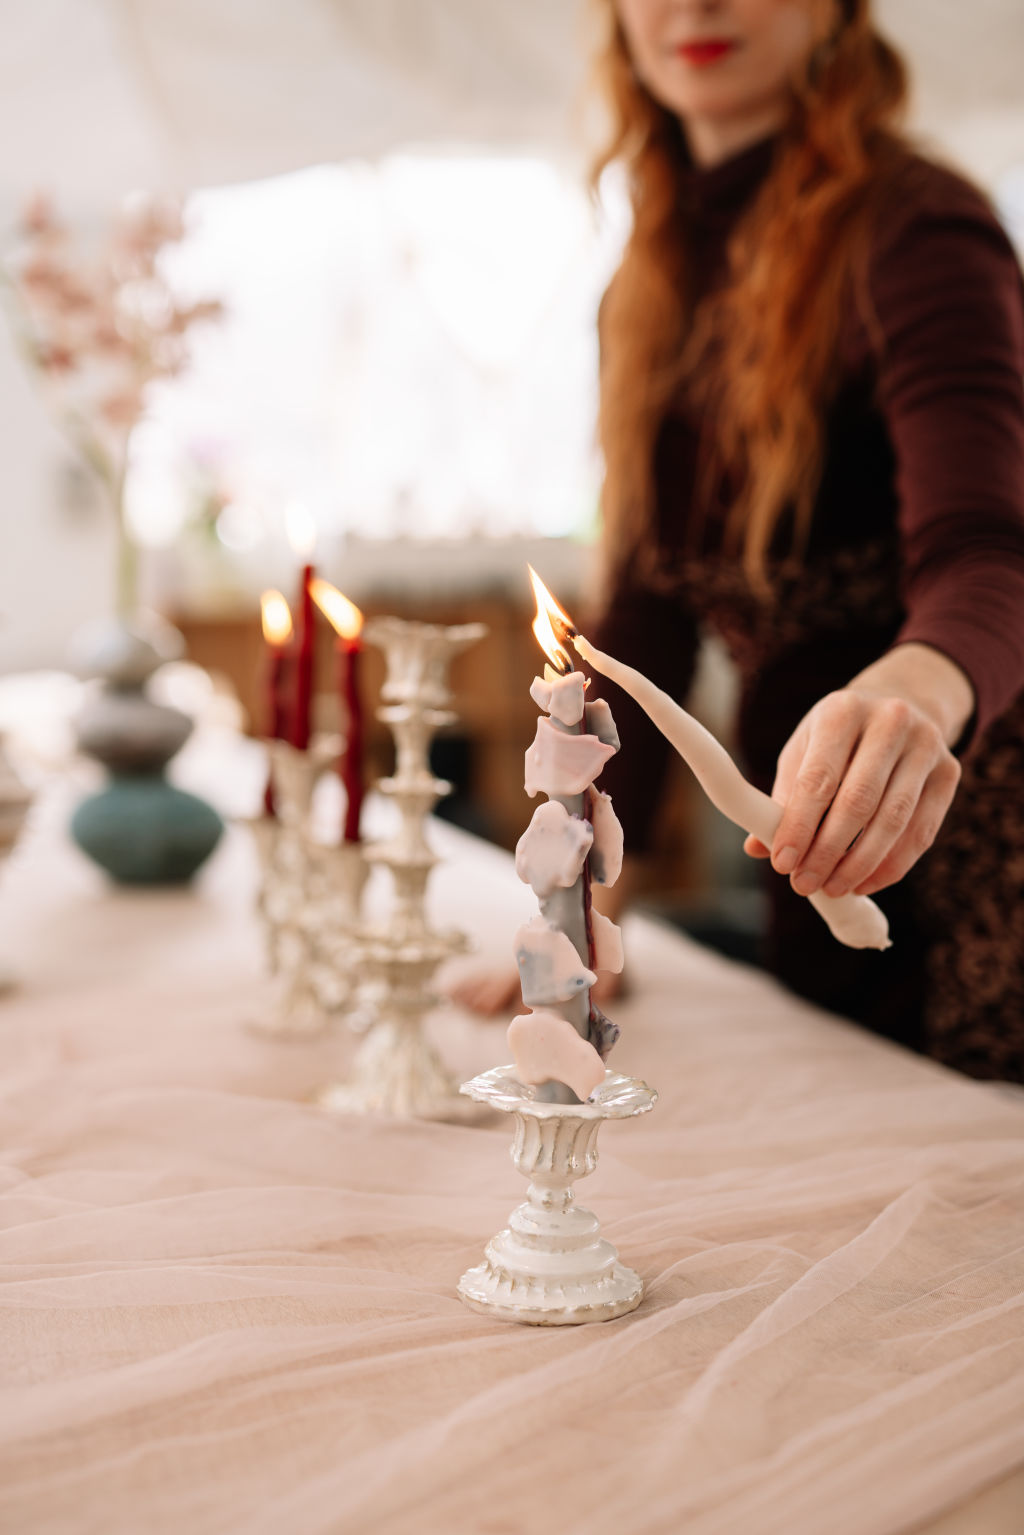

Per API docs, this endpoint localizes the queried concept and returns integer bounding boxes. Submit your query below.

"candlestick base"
[315,615,486,1112]
[457,1066,657,1325]
[314,1019,466,1119]
[314,938,474,1119]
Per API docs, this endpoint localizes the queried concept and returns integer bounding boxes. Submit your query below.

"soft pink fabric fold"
[1,787,1023,1535]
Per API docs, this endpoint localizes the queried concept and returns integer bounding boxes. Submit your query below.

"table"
[1,751,1023,1535]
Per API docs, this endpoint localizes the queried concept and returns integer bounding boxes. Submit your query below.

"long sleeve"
[867,175,1024,741]
[586,579,700,853]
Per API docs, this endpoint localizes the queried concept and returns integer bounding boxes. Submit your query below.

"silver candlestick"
[317,617,486,1117]
[249,734,368,1038]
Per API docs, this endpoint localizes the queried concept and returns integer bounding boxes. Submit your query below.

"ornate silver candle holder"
[305,838,371,1018]
[249,733,368,1038]
[317,617,486,1117]
[247,811,290,977]
[458,1065,657,1324]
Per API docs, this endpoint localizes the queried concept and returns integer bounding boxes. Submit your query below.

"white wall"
[0,322,114,673]
[1,0,1022,673]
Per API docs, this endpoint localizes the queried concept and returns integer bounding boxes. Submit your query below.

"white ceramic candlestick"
[460,577,657,1323]
[317,617,487,1117]
[573,635,891,951]
[458,1066,657,1324]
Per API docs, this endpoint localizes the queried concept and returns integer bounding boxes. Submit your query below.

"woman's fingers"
[769,691,959,897]
[850,759,961,895]
[769,721,806,810]
[785,703,910,894]
[818,749,947,895]
[770,695,860,878]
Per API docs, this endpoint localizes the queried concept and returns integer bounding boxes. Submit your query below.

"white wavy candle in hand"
[572,635,891,952]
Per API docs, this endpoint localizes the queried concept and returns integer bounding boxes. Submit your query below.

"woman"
[459,0,1024,1080]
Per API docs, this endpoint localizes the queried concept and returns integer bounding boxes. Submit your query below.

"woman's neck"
[683,105,787,168]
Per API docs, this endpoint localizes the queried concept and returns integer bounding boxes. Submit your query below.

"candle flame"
[310,578,363,641]
[284,500,317,559]
[260,589,293,646]
[528,565,576,676]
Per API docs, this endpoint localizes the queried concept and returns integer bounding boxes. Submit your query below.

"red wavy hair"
[592,0,909,587]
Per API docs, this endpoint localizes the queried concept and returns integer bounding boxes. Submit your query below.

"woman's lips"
[676,39,737,66]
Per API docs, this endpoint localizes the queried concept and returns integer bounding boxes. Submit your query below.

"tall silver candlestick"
[317,616,486,1117]
[249,733,368,1037]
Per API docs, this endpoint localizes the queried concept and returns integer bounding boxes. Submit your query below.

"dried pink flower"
[37,341,77,374]
[20,191,54,238]
[7,189,220,470]
[99,388,145,427]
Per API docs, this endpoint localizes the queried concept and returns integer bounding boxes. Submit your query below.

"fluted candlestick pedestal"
[458,1066,657,1325]
[317,617,485,1117]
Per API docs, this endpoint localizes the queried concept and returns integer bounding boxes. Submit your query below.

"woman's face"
[616,0,822,152]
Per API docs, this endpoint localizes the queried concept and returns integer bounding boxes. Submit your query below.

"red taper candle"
[310,579,365,843]
[284,503,318,751]
[259,589,294,817]
[290,562,315,750]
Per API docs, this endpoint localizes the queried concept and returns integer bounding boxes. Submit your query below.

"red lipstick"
[677,39,737,67]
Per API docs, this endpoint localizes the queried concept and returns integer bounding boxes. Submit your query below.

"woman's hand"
[744,644,972,899]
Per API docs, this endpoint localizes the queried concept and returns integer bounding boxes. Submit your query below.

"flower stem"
[112,449,136,618]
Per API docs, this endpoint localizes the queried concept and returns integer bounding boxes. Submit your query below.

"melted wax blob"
[524,716,616,800]
[508,1010,606,1101]
[529,671,586,727]
[515,800,593,899]
[513,915,597,1006]
[588,790,624,886]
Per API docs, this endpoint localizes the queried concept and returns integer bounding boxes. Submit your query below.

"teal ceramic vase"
[69,616,223,885]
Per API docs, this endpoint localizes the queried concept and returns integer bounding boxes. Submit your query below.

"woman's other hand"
[743,643,972,899]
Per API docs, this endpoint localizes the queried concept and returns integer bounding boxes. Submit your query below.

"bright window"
[129,154,628,559]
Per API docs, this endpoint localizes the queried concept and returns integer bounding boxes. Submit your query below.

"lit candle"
[259,589,294,818]
[572,634,892,951]
[284,502,317,751]
[310,579,365,843]
[508,568,625,1105]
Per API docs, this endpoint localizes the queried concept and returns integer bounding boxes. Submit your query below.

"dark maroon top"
[591,137,1024,853]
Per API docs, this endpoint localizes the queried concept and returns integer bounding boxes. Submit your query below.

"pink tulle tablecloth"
[1,787,1023,1535]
